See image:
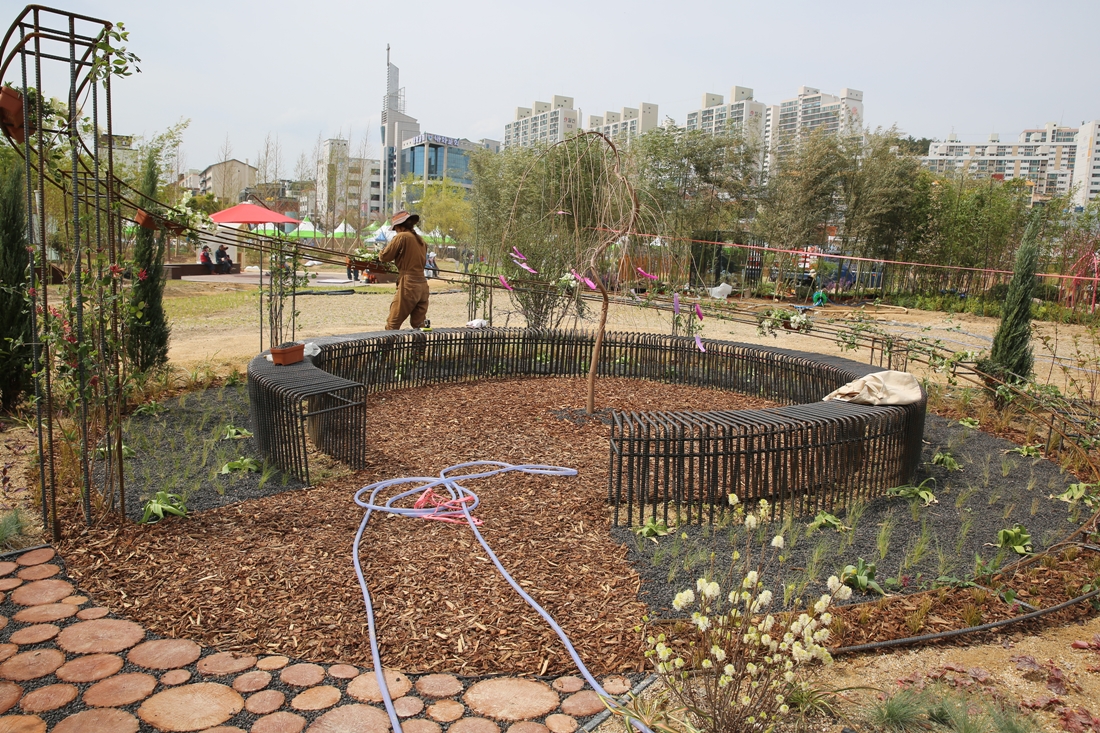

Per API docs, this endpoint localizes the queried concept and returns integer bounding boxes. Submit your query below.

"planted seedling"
[931,451,961,471]
[1006,443,1042,458]
[633,517,674,541]
[888,477,938,506]
[958,417,980,429]
[221,424,254,441]
[808,511,850,533]
[1053,483,1100,510]
[220,457,261,474]
[95,443,136,460]
[994,524,1033,555]
[140,490,187,524]
[134,400,166,416]
[840,558,884,595]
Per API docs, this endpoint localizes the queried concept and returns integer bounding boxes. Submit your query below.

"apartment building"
[503,95,579,149]
[1072,121,1100,207]
[587,103,659,143]
[685,87,766,141]
[199,159,257,201]
[316,138,382,224]
[769,86,864,156]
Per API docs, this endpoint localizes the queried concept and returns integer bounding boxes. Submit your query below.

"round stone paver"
[13,604,76,624]
[56,619,144,654]
[347,669,411,703]
[160,669,191,686]
[196,652,256,676]
[0,648,15,665]
[231,670,270,693]
[253,712,306,733]
[544,714,578,733]
[328,664,359,680]
[256,655,290,671]
[280,663,325,687]
[0,715,45,732]
[10,579,72,606]
[427,699,465,723]
[245,689,286,715]
[52,708,139,733]
[60,595,88,606]
[506,723,549,733]
[291,686,341,711]
[394,696,423,717]
[600,676,630,696]
[83,672,157,707]
[306,704,390,733]
[55,654,123,683]
[0,682,22,714]
[137,683,244,731]
[551,676,583,694]
[15,549,55,567]
[0,649,65,681]
[403,721,442,733]
[464,678,559,722]
[559,691,603,718]
[8,625,58,646]
[75,607,108,621]
[19,683,77,713]
[127,639,201,670]
[450,718,500,733]
[0,579,21,592]
[0,562,17,577]
[15,566,58,582]
[415,673,463,699]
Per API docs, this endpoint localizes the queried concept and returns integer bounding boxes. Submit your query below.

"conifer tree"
[0,163,31,412]
[978,215,1039,397]
[127,152,170,372]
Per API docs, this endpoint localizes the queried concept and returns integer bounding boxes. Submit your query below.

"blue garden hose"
[352,461,654,733]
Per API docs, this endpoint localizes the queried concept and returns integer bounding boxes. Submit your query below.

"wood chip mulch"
[59,377,780,676]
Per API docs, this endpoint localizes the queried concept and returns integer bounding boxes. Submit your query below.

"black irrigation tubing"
[0,544,50,560]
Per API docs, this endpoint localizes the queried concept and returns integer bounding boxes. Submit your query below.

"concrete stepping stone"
[600,676,630,696]
[347,669,411,703]
[280,663,325,687]
[15,549,55,567]
[253,711,306,733]
[0,580,21,592]
[327,664,359,679]
[52,708,139,733]
[74,607,108,620]
[306,704,390,733]
[256,655,290,671]
[544,714,578,733]
[393,695,423,717]
[551,676,583,693]
[231,670,270,693]
[15,565,58,582]
[0,714,45,732]
[60,595,87,605]
[13,604,76,624]
[415,673,463,699]
[8,625,58,646]
[137,683,244,731]
[506,723,549,733]
[450,718,500,733]
[559,691,603,717]
[83,672,157,707]
[0,647,15,665]
[0,682,22,714]
[127,639,201,670]
[427,699,465,722]
[245,689,286,715]
[291,685,341,711]
[56,619,144,654]
[55,654,123,683]
[10,579,72,606]
[0,563,17,577]
[464,678,559,722]
[19,683,77,713]
[0,649,65,681]
[402,721,442,733]
[196,651,256,676]
[160,669,191,686]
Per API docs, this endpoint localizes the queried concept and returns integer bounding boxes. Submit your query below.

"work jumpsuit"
[380,231,430,330]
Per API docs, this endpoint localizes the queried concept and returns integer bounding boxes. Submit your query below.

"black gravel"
[612,414,1087,617]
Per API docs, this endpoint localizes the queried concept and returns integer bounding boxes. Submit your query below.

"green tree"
[126,152,170,373]
[415,177,472,246]
[0,161,32,412]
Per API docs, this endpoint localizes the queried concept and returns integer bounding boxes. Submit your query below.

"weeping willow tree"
[500,132,639,414]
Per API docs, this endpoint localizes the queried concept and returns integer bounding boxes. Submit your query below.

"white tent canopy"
[334,221,356,235]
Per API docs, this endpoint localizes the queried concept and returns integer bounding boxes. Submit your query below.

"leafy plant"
[958,417,980,429]
[140,490,187,524]
[1054,483,1100,509]
[1006,443,1041,458]
[862,687,927,733]
[840,558,884,595]
[221,424,253,441]
[808,511,849,533]
[95,443,136,460]
[633,517,674,540]
[888,477,938,506]
[220,457,260,474]
[995,524,1033,555]
[134,400,166,416]
[0,509,28,548]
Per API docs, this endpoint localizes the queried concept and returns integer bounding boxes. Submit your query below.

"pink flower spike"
[695,303,704,321]
[695,335,707,353]
[499,275,514,291]
[673,293,680,315]
[583,276,597,290]
[518,261,538,274]
[511,246,527,261]
[636,267,658,280]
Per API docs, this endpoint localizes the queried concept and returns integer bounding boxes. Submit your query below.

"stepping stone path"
[0,547,645,731]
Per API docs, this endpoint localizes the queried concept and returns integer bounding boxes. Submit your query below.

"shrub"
[977,216,1039,395]
[0,163,32,412]
[126,152,170,374]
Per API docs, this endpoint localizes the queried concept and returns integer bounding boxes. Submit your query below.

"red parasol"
[210,202,300,225]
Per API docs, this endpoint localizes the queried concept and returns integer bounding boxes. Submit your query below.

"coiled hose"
[352,461,654,733]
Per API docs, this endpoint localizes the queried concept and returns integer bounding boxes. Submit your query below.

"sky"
[10,0,1100,175]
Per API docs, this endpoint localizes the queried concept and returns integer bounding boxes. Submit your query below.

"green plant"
[863,687,927,733]
[1006,443,1041,458]
[958,417,980,428]
[839,558,884,595]
[220,457,260,474]
[134,400,166,416]
[995,524,1033,555]
[633,517,674,540]
[221,424,253,440]
[0,163,32,412]
[888,477,937,506]
[1054,482,1100,509]
[876,514,895,561]
[140,490,187,524]
[931,451,961,471]
[0,509,27,548]
[127,151,171,373]
[808,511,849,533]
[95,443,136,460]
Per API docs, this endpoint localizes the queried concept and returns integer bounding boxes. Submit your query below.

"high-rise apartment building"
[381,47,421,216]
[503,96,579,149]
[587,103,659,143]
[316,138,382,224]
[685,87,766,141]
[1072,121,1100,208]
[768,86,863,157]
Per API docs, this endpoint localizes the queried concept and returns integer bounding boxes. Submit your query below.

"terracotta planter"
[134,209,157,230]
[270,343,304,366]
[0,86,29,144]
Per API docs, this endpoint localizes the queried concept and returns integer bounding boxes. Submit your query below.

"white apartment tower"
[767,86,864,157]
[503,95,579,149]
[381,47,421,215]
[316,139,382,224]
[1073,121,1100,207]
[685,86,766,141]
[587,103,659,142]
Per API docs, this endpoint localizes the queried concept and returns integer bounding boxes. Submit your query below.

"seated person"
[215,244,233,274]
[199,245,215,275]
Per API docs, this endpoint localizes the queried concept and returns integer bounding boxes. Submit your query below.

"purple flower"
[499,275,514,291]
[517,261,538,274]
[695,335,706,353]
[511,246,527,261]
[695,303,704,321]
[673,293,680,315]
[636,267,658,280]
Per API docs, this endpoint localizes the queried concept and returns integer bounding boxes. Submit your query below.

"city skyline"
[39,0,1100,175]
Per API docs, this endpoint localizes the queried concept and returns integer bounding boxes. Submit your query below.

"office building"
[587,103,659,143]
[380,47,421,215]
[504,96,579,149]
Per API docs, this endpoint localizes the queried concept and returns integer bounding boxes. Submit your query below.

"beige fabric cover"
[822,370,922,406]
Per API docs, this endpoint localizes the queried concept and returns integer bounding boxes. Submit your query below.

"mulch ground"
[60,377,780,676]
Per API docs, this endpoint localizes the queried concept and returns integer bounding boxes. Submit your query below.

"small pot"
[781,320,801,331]
[134,209,157,230]
[270,342,304,365]
[0,87,29,144]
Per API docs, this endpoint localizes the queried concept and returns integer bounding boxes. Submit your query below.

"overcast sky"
[19,0,1100,174]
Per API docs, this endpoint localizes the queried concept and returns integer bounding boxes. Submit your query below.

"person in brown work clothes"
[380,210,429,330]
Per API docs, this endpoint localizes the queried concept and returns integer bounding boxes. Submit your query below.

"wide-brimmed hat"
[391,210,420,227]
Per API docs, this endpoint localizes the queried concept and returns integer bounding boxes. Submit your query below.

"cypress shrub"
[0,163,31,412]
[126,153,170,373]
